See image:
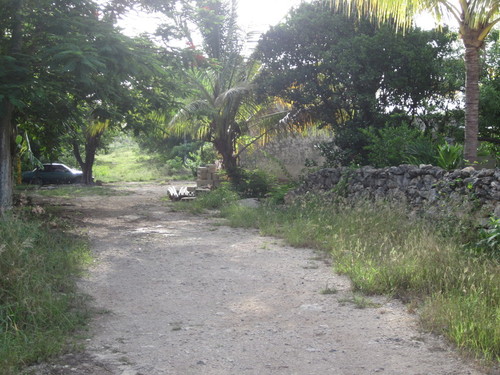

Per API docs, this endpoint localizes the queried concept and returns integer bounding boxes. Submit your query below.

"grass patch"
[320,287,338,295]
[94,137,191,183]
[173,183,239,214]
[187,187,499,362]
[0,212,92,374]
[339,294,382,309]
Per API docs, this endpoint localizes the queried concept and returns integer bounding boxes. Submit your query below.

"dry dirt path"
[27,183,491,375]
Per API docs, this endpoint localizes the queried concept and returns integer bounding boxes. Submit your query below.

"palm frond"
[329,0,500,34]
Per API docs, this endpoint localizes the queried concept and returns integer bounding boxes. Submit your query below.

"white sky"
[118,0,437,39]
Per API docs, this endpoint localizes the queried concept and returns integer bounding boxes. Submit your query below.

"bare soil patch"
[25,183,495,375]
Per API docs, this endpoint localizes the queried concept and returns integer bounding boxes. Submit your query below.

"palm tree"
[329,0,500,165]
[169,55,287,181]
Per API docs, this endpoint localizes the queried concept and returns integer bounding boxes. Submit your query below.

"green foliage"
[181,183,239,213]
[265,183,298,205]
[476,216,500,256]
[256,1,460,129]
[317,126,370,167]
[0,213,91,373]
[404,137,439,165]
[436,143,464,170]
[1,0,183,187]
[479,31,500,152]
[233,169,277,198]
[184,142,218,176]
[219,196,499,361]
[362,124,435,167]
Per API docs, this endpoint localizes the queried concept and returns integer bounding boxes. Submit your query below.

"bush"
[362,124,435,167]
[436,142,464,170]
[476,215,500,256]
[233,169,277,198]
[266,183,298,205]
[184,142,218,177]
[182,183,240,214]
[404,137,439,165]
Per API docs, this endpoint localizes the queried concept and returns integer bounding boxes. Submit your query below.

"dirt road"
[27,183,491,375]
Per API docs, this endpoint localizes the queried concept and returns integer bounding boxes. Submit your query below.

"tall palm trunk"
[463,34,482,165]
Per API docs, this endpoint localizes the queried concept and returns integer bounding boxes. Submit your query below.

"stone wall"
[289,165,500,215]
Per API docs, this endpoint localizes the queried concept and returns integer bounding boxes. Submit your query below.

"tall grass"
[195,190,499,361]
[0,213,91,374]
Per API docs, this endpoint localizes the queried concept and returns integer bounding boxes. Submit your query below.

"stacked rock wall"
[290,165,500,213]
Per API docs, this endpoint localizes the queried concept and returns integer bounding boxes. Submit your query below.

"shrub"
[476,215,500,257]
[404,137,439,165]
[436,142,464,170]
[362,124,434,167]
[184,142,218,177]
[182,183,239,213]
[233,169,277,198]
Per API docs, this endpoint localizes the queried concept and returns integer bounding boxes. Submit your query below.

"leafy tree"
[255,1,461,165]
[0,0,181,206]
[328,0,500,165]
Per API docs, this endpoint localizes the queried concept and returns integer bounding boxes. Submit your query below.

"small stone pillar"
[197,164,220,189]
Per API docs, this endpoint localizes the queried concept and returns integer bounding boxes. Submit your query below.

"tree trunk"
[0,0,24,214]
[83,132,100,185]
[462,31,482,166]
[72,132,100,185]
[213,136,240,182]
[0,100,14,214]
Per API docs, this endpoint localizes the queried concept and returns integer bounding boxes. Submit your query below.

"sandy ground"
[25,183,496,375]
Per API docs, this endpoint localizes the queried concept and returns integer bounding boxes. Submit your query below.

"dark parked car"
[22,163,84,185]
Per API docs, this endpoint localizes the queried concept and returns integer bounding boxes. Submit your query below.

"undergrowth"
[186,187,500,362]
[0,212,91,374]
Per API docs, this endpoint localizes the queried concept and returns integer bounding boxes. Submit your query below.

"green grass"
[172,183,239,214]
[338,294,382,309]
[0,213,92,374]
[94,137,192,183]
[183,188,500,362]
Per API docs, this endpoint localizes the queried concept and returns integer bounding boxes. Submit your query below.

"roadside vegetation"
[0,212,91,374]
[180,184,499,362]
